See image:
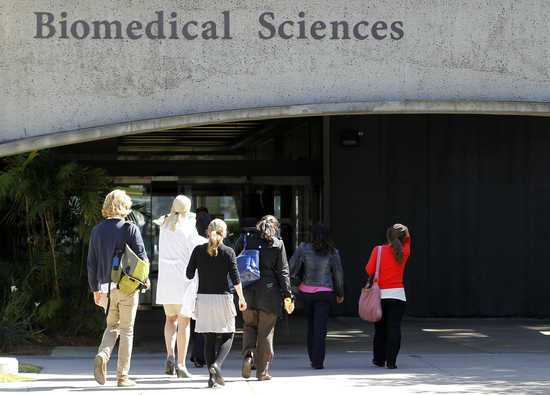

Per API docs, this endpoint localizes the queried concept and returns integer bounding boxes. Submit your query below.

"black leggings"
[373,299,406,365]
[203,333,234,368]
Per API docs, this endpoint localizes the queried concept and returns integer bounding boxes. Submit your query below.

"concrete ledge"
[1,100,550,157]
[0,357,18,374]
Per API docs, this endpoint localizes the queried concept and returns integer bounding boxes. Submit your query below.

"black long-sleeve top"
[186,243,240,294]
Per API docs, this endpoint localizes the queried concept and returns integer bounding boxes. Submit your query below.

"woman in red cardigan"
[365,224,410,369]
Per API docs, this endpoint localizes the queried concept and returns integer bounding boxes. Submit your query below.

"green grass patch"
[19,362,43,373]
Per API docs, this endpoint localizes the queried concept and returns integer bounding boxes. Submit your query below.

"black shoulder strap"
[114,221,131,258]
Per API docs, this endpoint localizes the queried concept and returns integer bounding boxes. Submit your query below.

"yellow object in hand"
[284,297,292,313]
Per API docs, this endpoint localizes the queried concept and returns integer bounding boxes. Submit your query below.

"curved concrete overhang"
[1,100,550,157]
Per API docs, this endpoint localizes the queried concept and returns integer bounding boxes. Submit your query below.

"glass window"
[194,194,240,246]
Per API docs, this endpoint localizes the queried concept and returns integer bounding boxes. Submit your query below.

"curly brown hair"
[256,215,279,243]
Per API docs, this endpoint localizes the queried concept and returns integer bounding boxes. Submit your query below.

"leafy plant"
[0,320,44,351]
[0,150,112,347]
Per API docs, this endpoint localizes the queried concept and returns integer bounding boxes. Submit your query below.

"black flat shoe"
[191,357,205,368]
[386,362,397,369]
[372,359,385,367]
[208,363,224,386]
[193,360,205,368]
[208,375,217,388]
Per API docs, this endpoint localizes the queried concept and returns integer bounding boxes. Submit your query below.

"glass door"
[115,177,320,308]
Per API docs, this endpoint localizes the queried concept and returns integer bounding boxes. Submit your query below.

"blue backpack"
[236,233,260,287]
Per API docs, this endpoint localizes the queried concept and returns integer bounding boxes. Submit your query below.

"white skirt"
[194,293,236,333]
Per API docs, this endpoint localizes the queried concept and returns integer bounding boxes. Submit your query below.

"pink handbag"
[358,246,382,322]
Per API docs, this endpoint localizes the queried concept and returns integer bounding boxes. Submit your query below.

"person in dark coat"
[233,215,294,381]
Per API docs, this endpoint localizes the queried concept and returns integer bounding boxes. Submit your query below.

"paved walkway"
[2,317,550,394]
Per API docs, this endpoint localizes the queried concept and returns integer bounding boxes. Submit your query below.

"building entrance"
[112,176,318,308]
[57,117,326,309]
[9,111,550,317]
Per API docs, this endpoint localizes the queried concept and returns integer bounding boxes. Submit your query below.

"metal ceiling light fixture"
[340,130,364,147]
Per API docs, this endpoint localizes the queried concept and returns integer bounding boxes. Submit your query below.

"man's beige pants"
[98,289,139,380]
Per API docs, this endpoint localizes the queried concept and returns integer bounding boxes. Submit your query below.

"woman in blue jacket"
[289,223,344,369]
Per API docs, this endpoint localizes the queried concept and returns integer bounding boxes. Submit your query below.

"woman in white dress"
[154,195,206,378]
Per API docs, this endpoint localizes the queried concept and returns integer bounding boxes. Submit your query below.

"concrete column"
[0,357,18,374]
[322,116,331,227]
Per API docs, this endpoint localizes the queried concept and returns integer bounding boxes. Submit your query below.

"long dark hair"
[256,215,279,243]
[310,223,335,256]
[386,225,407,264]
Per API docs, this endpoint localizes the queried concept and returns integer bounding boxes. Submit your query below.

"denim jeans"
[300,291,334,368]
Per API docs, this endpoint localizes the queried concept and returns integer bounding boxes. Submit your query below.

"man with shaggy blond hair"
[87,189,149,387]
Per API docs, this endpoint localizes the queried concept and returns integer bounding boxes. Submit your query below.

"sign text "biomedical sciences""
[34,11,404,41]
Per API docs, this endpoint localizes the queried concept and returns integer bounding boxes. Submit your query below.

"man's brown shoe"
[117,378,136,387]
[257,374,272,381]
[93,354,106,385]
[242,355,253,379]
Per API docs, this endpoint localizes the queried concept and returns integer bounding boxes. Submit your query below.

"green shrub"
[0,151,111,346]
[0,320,43,351]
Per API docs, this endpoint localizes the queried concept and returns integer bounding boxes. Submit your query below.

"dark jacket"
[234,230,292,316]
[289,242,344,297]
[87,218,148,292]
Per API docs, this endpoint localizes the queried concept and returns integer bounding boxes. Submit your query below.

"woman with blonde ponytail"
[365,223,411,370]
[207,224,224,256]
[187,219,247,388]
[155,195,206,378]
